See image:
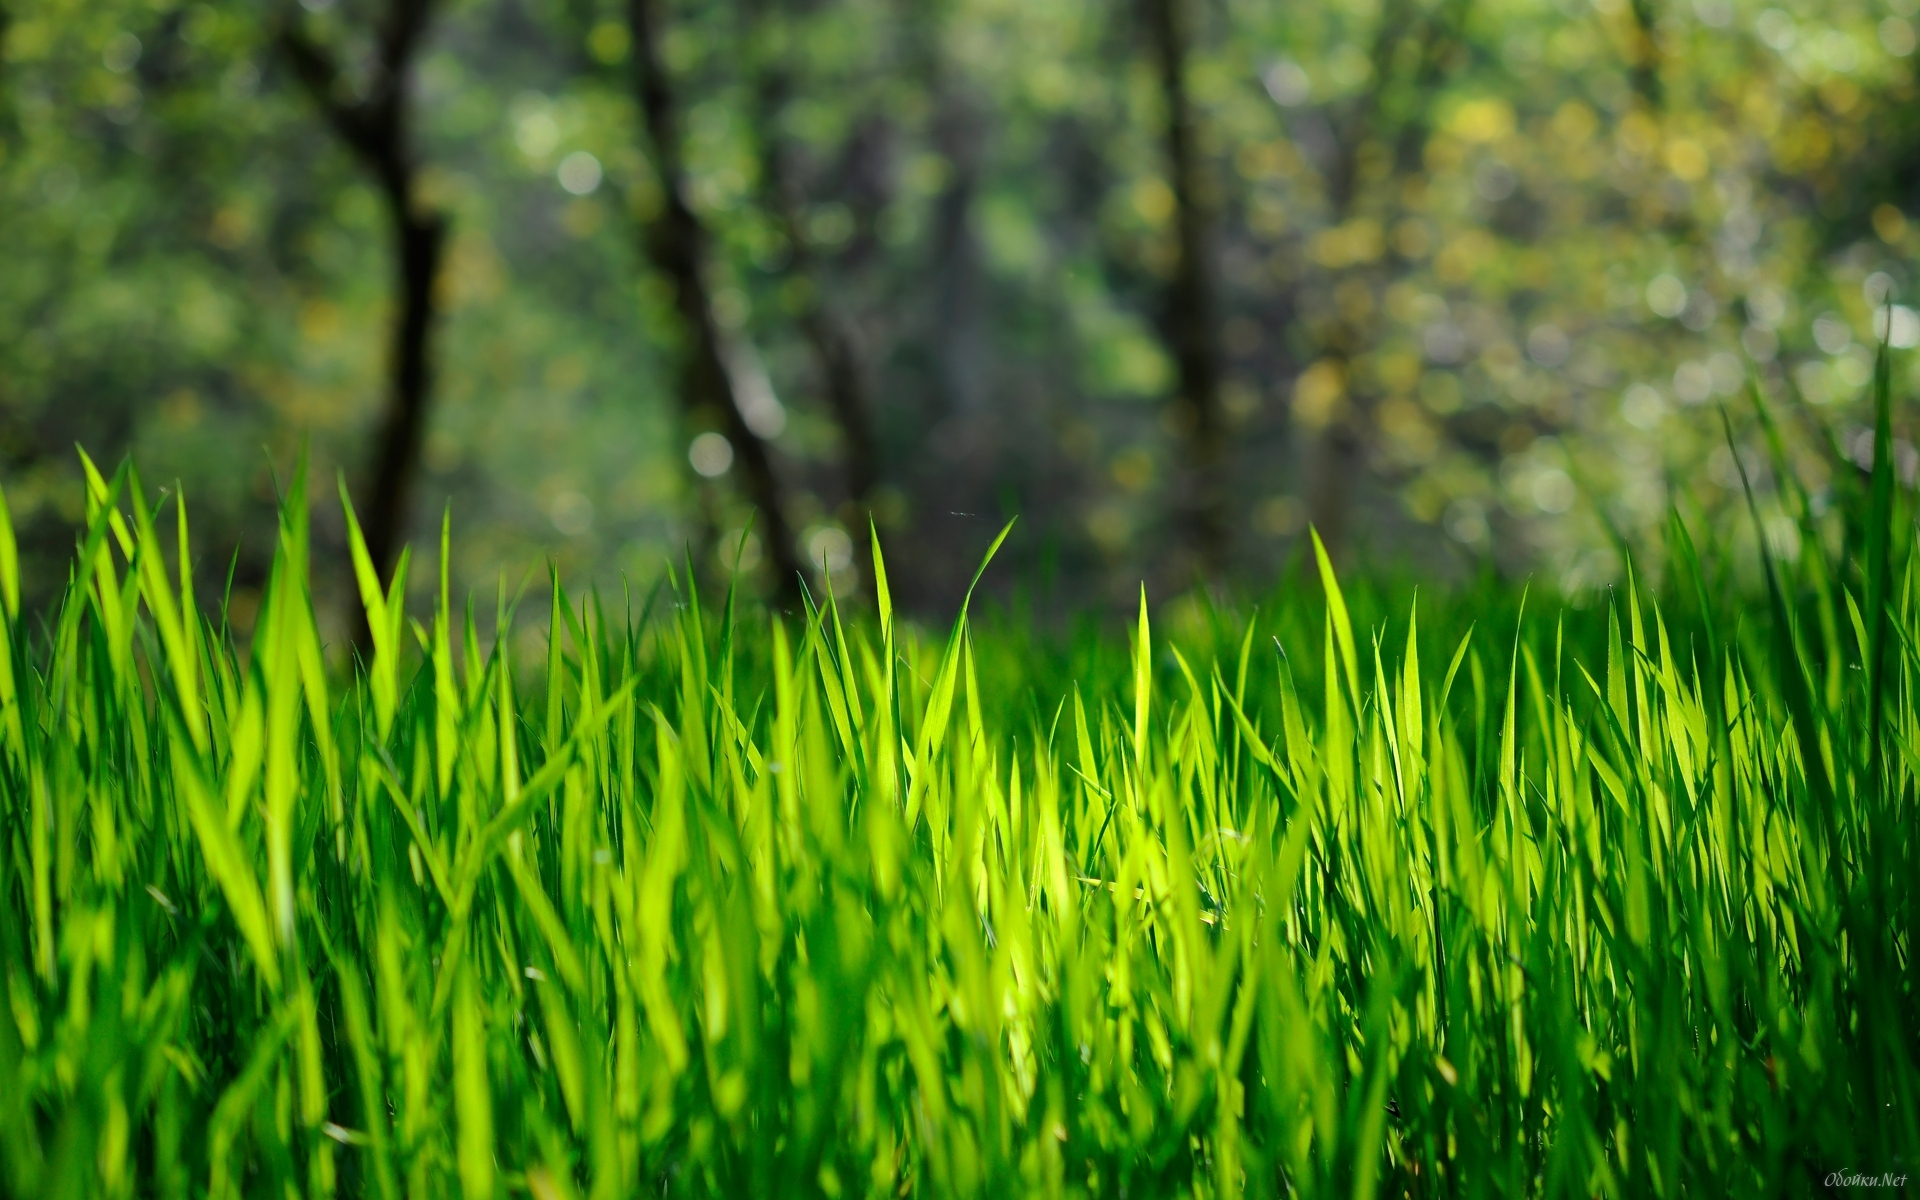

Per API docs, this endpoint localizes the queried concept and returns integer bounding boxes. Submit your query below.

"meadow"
[0,378,1915,1198]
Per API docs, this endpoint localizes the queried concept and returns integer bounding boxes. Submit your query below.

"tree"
[1141,0,1227,580]
[628,0,805,606]
[744,0,882,529]
[279,0,446,607]
[1289,0,1473,561]
[6,0,1912,611]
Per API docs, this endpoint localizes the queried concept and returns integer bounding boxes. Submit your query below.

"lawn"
[0,382,1915,1197]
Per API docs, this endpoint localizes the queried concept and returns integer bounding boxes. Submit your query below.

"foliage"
[1,380,1916,1195]
[5,0,1920,611]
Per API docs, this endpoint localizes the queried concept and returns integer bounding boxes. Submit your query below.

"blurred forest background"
[1,0,1917,633]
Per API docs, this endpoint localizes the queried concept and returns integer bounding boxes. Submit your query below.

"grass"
[0,378,1916,1197]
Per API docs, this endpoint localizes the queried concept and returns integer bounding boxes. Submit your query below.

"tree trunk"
[1299,0,1470,563]
[629,0,806,610]
[1142,0,1227,581]
[928,92,986,423]
[361,205,446,583]
[1305,414,1363,565]
[802,300,880,515]
[279,0,446,650]
[746,6,881,520]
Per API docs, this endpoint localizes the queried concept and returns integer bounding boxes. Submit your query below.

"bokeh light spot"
[689,432,734,477]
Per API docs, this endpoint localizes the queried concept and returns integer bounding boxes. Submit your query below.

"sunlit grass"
[0,366,1915,1196]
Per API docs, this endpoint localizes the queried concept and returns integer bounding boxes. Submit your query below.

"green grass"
[1,399,1916,1197]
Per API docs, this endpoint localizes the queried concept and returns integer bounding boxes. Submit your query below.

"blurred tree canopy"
[1,0,1916,630]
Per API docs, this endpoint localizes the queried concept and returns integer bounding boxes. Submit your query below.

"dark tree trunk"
[928,92,986,422]
[1305,417,1363,566]
[630,0,806,610]
[362,205,446,582]
[280,0,445,645]
[803,299,880,515]
[898,0,985,429]
[1142,0,1227,581]
[1299,0,1470,563]
[745,5,881,520]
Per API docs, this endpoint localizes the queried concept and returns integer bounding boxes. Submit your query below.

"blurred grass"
[0,393,1916,1196]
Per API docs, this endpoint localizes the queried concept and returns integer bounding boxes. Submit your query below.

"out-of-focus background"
[0,0,1914,629]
